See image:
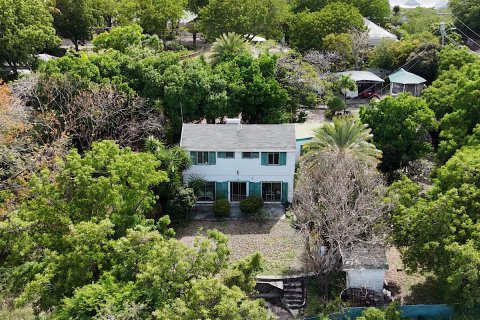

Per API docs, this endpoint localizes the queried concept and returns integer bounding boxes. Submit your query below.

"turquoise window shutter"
[280,152,287,165]
[249,182,261,196]
[261,152,268,165]
[216,181,228,199]
[218,152,225,159]
[190,151,197,165]
[209,152,216,165]
[281,182,288,204]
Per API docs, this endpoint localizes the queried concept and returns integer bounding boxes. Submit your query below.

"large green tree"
[199,0,290,41]
[0,0,60,74]
[423,58,480,162]
[449,0,480,38]
[360,94,437,172]
[118,0,187,42]
[289,2,364,51]
[54,0,101,51]
[388,146,480,306]
[294,0,390,25]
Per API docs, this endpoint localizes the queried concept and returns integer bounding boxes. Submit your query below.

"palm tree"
[210,32,250,65]
[336,75,357,113]
[304,116,382,165]
[44,0,61,15]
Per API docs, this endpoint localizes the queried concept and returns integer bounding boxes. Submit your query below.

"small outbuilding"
[388,68,426,96]
[342,246,388,293]
[337,71,385,98]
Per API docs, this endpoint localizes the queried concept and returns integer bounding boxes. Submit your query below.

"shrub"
[214,199,231,217]
[327,96,345,114]
[166,186,196,222]
[239,196,264,216]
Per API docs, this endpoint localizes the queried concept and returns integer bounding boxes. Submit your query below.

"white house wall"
[295,138,312,159]
[345,269,386,292]
[183,151,295,202]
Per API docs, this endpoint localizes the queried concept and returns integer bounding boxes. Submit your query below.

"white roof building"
[364,18,397,47]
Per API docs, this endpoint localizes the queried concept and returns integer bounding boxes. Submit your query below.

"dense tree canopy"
[289,2,364,51]
[199,0,290,41]
[118,0,187,40]
[388,146,480,306]
[0,0,60,74]
[294,0,390,24]
[423,57,480,162]
[93,24,162,53]
[449,0,480,38]
[54,0,101,51]
[360,94,437,172]
[0,141,271,317]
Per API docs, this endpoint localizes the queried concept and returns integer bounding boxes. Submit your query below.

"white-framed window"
[268,152,280,165]
[225,152,235,158]
[242,152,259,159]
[197,151,209,164]
[262,182,282,202]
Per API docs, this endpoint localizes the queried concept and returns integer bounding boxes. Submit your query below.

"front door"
[262,182,282,202]
[230,182,247,202]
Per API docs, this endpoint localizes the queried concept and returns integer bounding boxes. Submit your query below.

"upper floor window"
[261,152,286,166]
[197,151,209,164]
[268,152,280,165]
[190,151,216,165]
[218,151,235,159]
[242,152,259,159]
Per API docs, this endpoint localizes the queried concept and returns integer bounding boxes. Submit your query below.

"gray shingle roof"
[180,124,296,151]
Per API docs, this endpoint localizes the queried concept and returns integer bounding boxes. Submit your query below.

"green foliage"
[450,0,480,38]
[199,0,290,41]
[239,196,264,216]
[54,0,101,50]
[394,7,442,36]
[93,24,162,53]
[437,45,479,74]
[166,186,196,221]
[290,2,364,51]
[388,147,480,306]
[0,141,167,311]
[210,33,250,65]
[214,199,231,217]
[326,96,345,115]
[323,33,353,66]
[360,94,437,171]
[294,0,390,25]
[423,59,480,162]
[118,0,187,40]
[356,302,402,320]
[0,0,60,73]
[305,116,381,166]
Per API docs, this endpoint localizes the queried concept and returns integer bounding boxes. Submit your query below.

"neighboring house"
[180,122,296,203]
[337,71,385,98]
[364,18,397,47]
[295,123,322,158]
[342,246,389,293]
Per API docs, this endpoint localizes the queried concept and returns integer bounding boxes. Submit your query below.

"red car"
[360,89,380,99]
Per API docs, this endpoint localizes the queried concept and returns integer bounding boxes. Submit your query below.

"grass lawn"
[175,218,306,275]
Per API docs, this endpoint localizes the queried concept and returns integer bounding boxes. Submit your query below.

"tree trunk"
[193,32,197,50]
[74,34,79,51]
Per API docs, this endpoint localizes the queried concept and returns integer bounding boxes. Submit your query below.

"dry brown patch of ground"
[175,218,305,275]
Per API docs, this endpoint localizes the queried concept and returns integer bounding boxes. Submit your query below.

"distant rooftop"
[364,18,397,46]
[337,70,385,83]
[180,124,296,151]
[295,123,322,140]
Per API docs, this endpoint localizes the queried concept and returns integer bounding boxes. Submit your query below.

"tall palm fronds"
[304,116,382,166]
[44,0,61,15]
[210,32,250,65]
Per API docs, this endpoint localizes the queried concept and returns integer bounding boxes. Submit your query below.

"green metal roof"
[388,68,426,85]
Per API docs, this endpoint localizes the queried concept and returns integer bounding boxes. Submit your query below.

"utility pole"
[440,21,446,47]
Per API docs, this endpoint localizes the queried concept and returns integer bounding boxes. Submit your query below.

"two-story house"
[180,123,296,204]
